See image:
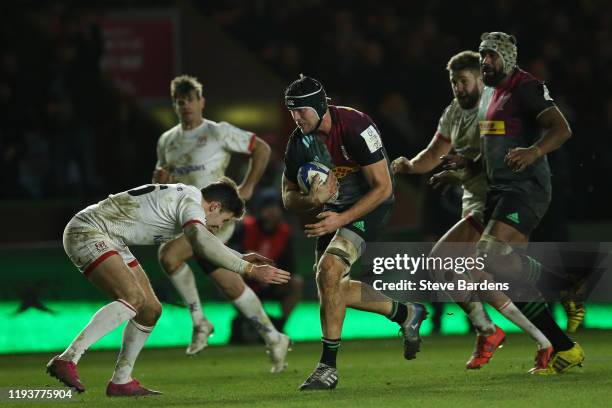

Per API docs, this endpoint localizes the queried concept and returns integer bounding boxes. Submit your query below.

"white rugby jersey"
[156,119,255,188]
[74,184,206,246]
[436,99,480,160]
[435,99,487,196]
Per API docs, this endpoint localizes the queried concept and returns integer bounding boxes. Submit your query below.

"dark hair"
[200,177,245,218]
[170,75,203,100]
[446,51,481,75]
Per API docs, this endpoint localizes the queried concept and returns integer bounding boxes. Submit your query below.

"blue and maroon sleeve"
[518,80,556,118]
[344,113,386,166]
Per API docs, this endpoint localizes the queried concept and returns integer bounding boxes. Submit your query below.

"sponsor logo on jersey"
[479,121,506,136]
[172,164,206,175]
[94,241,108,252]
[360,125,383,153]
[333,166,359,179]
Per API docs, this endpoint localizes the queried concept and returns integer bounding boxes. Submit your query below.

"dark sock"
[516,302,574,351]
[320,337,341,367]
[388,301,408,325]
[521,255,574,292]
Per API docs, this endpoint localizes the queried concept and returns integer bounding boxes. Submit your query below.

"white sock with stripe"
[232,286,280,344]
[496,301,552,349]
[168,263,207,326]
[111,320,155,384]
[59,300,137,364]
[464,302,496,335]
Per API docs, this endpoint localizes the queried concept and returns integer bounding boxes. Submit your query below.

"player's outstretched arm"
[392,133,452,175]
[239,137,271,200]
[184,223,289,284]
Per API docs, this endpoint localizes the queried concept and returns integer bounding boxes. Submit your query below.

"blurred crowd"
[0,4,159,200]
[200,0,611,220]
[1,1,610,222]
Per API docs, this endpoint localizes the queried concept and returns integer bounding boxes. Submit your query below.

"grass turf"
[0,331,610,408]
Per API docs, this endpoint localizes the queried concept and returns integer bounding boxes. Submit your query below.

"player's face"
[204,204,235,233]
[289,108,319,134]
[480,50,506,87]
[174,90,204,124]
[450,69,482,109]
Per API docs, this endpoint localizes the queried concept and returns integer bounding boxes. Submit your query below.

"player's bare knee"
[140,299,163,325]
[158,244,181,275]
[316,255,344,291]
[122,287,146,312]
[211,268,245,299]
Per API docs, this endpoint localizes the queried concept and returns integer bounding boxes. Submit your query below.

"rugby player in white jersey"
[46,179,290,396]
[392,51,553,371]
[152,75,290,372]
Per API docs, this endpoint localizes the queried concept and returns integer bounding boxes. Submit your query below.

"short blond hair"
[170,75,203,99]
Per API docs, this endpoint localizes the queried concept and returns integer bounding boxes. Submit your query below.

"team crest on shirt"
[94,241,108,252]
[196,135,208,146]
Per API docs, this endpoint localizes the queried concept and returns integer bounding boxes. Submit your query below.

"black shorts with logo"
[484,188,550,236]
[316,201,393,262]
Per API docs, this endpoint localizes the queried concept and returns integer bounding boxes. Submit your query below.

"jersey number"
[127,184,169,196]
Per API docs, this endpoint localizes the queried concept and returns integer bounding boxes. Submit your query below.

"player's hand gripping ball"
[297,161,339,205]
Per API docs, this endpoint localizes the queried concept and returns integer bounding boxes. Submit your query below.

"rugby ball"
[297,161,332,194]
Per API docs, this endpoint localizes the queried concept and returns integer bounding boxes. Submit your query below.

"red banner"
[101,13,177,100]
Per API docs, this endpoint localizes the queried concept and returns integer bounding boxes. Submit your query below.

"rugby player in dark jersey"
[281,75,427,390]
[473,32,584,374]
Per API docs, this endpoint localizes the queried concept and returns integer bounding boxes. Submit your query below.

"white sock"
[59,300,137,364]
[111,320,154,384]
[464,302,496,335]
[232,286,280,344]
[168,263,207,326]
[497,301,552,349]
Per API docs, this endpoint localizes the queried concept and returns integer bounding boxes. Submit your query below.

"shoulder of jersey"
[335,105,367,120]
[445,99,461,115]
[159,124,181,141]
[335,105,375,131]
[512,68,539,89]
[212,119,239,135]
[173,183,200,195]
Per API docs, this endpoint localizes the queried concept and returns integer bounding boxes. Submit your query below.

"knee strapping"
[476,234,513,258]
[324,236,359,269]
